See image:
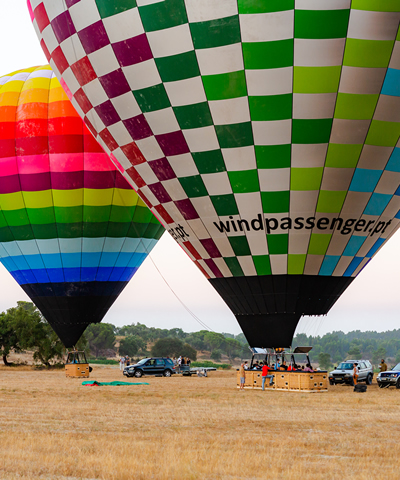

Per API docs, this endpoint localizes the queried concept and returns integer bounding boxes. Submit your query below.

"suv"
[377,362,400,388]
[123,357,176,378]
[329,360,373,385]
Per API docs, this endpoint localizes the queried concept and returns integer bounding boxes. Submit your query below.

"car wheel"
[396,379,400,390]
[366,374,373,385]
[163,369,172,377]
[329,380,335,385]
[134,370,143,378]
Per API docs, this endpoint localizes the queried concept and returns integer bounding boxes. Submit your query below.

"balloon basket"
[65,350,91,378]
[237,371,328,393]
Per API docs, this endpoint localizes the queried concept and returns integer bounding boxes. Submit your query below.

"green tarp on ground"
[82,381,149,386]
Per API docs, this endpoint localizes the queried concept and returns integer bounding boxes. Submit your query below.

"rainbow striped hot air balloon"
[29,0,400,347]
[0,65,164,347]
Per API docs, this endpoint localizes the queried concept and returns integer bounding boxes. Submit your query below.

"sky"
[0,1,400,339]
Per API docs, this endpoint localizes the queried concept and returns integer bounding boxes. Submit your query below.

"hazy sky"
[1,1,400,339]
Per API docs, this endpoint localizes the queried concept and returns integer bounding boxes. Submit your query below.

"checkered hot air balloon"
[28,0,400,347]
[0,65,164,347]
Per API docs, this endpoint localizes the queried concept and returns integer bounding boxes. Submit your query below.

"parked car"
[376,362,400,388]
[123,357,176,378]
[329,360,373,385]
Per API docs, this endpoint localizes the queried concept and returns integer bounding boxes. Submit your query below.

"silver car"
[329,360,373,386]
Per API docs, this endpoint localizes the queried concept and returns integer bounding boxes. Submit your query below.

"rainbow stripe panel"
[0,65,164,346]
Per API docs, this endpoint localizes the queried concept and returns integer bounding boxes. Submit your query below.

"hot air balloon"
[0,65,164,347]
[29,1,400,348]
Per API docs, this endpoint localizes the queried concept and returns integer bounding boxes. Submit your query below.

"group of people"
[172,356,191,371]
[239,359,315,391]
[119,355,134,370]
[250,360,314,373]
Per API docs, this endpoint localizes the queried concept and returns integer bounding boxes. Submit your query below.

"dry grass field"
[0,366,399,480]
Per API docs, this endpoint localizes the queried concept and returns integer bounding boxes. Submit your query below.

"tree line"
[2,301,400,369]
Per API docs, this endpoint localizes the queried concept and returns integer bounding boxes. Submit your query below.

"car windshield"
[392,363,400,371]
[137,358,149,365]
[337,362,354,370]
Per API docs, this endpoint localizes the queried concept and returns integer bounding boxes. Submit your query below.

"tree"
[181,343,197,361]
[0,311,21,366]
[372,346,387,366]
[210,350,221,361]
[151,337,184,357]
[347,344,361,359]
[119,335,145,357]
[223,338,241,363]
[318,352,331,371]
[204,332,225,351]
[395,351,400,364]
[85,323,116,357]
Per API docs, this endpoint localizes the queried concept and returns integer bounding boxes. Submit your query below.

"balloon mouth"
[20,281,128,348]
[209,274,354,348]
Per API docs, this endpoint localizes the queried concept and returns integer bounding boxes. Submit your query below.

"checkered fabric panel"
[29,0,400,281]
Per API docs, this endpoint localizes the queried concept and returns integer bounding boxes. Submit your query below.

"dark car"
[123,357,176,378]
[376,362,400,388]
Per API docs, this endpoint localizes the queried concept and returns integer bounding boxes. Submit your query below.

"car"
[123,357,176,378]
[376,362,400,389]
[329,360,373,386]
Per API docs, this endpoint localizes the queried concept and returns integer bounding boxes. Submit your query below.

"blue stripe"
[344,257,364,277]
[319,256,340,276]
[381,69,400,97]
[366,238,385,257]
[364,193,392,216]
[385,148,400,172]
[349,169,381,193]
[12,267,139,285]
[342,236,366,256]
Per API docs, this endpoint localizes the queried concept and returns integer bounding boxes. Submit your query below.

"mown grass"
[0,366,399,479]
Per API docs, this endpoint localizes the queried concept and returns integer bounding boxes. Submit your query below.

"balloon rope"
[143,245,214,332]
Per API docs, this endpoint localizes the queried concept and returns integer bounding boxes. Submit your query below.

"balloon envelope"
[29,1,400,347]
[0,65,164,347]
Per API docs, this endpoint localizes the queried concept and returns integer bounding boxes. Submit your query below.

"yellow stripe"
[84,189,114,206]
[22,77,51,92]
[0,91,21,107]
[0,192,25,210]
[22,190,54,209]
[0,80,25,94]
[112,189,140,207]
[52,189,84,207]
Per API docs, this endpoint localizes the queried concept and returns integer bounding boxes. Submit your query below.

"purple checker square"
[175,199,199,221]
[78,20,110,55]
[123,114,153,140]
[204,259,223,278]
[65,0,81,6]
[148,183,172,204]
[94,100,121,127]
[51,11,76,44]
[112,34,153,67]
[200,238,222,258]
[155,131,190,157]
[149,158,176,181]
[99,69,131,99]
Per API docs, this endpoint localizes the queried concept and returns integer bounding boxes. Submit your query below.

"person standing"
[119,356,125,371]
[239,362,246,390]
[261,363,274,390]
[353,363,359,385]
[379,359,388,373]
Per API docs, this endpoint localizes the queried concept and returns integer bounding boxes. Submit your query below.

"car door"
[358,362,366,381]
[143,359,156,375]
[155,359,165,374]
